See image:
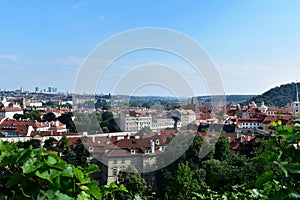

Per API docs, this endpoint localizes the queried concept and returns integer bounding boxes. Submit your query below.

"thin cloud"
[53,56,84,66]
[25,56,84,68]
[97,15,106,21]
[72,2,84,9]
[0,54,19,62]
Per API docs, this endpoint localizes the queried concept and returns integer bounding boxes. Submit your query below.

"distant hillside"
[196,95,255,103]
[243,82,300,107]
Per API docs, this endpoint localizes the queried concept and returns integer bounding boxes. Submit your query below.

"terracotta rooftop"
[0,107,23,112]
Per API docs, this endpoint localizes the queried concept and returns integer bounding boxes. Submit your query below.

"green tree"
[61,103,72,109]
[17,139,41,149]
[101,111,113,121]
[95,100,109,110]
[214,136,230,161]
[116,165,147,199]
[58,113,76,132]
[141,102,151,109]
[43,137,58,150]
[43,112,56,122]
[166,162,200,199]
[99,111,121,133]
[24,110,42,122]
[252,121,300,199]
[14,110,42,122]
[201,159,231,192]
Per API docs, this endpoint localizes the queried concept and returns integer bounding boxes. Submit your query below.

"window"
[121,157,125,163]
[113,159,117,164]
[113,168,117,176]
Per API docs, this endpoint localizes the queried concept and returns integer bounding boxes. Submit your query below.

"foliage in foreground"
[0,141,127,199]
[156,120,300,199]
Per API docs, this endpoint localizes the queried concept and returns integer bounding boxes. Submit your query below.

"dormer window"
[88,147,94,152]
[155,139,160,145]
[131,149,135,154]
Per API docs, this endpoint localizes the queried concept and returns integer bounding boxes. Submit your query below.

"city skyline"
[1,1,300,95]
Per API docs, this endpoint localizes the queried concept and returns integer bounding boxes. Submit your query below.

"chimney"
[135,135,140,139]
[240,135,244,143]
[227,137,231,143]
[150,140,155,154]
[247,135,251,142]
[92,136,95,143]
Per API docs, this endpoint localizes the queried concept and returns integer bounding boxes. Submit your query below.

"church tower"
[292,82,300,115]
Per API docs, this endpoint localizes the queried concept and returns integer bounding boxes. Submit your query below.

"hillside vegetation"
[243,82,300,107]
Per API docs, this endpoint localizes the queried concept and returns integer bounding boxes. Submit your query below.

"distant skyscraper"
[48,86,58,93]
[35,86,39,93]
[20,87,24,93]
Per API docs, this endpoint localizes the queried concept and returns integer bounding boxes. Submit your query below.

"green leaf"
[288,189,300,199]
[86,181,102,199]
[61,165,74,177]
[36,168,60,184]
[270,122,278,127]
[46,155,57,165]
[134,194,143,200]
[77,191,90,200]
[255,171,275,188]
[22,157,44,174]
[53,159,68,170]
[80,185,89,191]
[19,181,37,197]
[274,161,288,177]
[283,125,293,133]
[37,190,74,200]
[53,174,61,188]
[0,151,19,167]
[266,140,275,150]
[86,164,100,174]
[74,167,85,183]
[285,163,300,174]
[16,148,31,163]
[5,171,26,188]
[259,151,280,163]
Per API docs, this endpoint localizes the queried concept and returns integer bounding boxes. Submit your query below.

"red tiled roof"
[0,107,23,112]
[198,131,258,151]
[238,118,262,122]
[0,119,30,135]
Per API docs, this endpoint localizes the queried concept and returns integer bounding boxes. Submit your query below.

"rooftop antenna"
[296,81,299,102]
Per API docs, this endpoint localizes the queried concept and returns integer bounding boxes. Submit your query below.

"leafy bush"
[0,141,126,199]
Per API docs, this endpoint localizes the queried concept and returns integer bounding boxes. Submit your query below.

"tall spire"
[296,81,299,102]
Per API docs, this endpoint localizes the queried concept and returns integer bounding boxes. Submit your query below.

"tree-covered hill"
[243,82,300,107]
[196,95,255,103]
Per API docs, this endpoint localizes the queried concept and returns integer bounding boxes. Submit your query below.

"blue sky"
[1,1,300,96]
